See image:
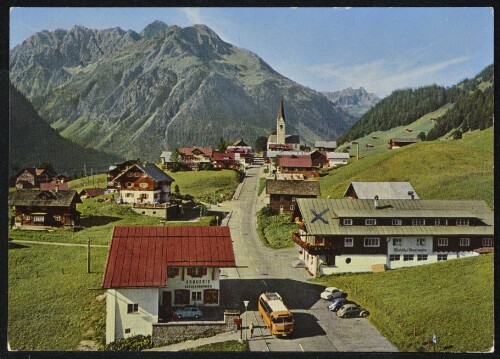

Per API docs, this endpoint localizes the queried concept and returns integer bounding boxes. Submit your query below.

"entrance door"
[161,291,172,320]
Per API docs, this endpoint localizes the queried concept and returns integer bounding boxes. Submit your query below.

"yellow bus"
[258,292,294,337]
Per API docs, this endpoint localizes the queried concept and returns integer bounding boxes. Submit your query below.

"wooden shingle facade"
[266,180,320,213]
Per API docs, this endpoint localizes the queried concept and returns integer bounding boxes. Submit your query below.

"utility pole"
[351,141,359,160]
[84,164,87,177]
[87,238,91,274]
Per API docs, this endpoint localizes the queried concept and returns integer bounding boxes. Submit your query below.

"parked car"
[328,297,350,312]
[174,306,203,319]
[320,287,347,300]
[336,304,369,318]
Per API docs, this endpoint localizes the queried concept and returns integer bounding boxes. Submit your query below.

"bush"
[104,335,153,351]
[257,207,295,248]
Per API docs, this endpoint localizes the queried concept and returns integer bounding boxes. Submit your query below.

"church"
[266,96,301,152]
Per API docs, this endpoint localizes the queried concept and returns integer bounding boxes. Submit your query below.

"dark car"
[174,306,203,319]
[328,297,350,312]
[336,304,369,318]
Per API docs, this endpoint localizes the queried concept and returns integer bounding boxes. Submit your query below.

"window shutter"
[202,267,207,276]
[187,268,193,276]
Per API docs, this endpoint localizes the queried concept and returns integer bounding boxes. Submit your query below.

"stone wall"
[151,311,240,346]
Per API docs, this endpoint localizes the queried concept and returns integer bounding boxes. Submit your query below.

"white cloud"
[179,8,233,43]
[306,55,470,96]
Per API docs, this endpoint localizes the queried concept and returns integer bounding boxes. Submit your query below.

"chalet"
[278,155,319,178]
[266,179,320,213]
[267,97,301,151]
[107,160,140,192]
[310,150,327,168]
[9,189,82,229]
[212,151,239,170]
[226,144,254,165]
[388,138,419,149]
[344,182,419,199]
[79,188,106,199]
[327,152,350,167]
[103,226,236,344]
[178,147,214,170]
[159,151,174,169]
[114,163,174,205]
[292,198,493,276]
[314,141,337,152]
[13,167,56,189]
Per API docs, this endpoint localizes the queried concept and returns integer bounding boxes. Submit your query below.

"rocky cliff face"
[10,21,354,160]
[322,87,380,119]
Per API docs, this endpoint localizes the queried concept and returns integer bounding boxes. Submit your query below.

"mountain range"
[321,87,380,119]
[10,21,356,161]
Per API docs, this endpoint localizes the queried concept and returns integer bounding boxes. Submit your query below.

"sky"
[9,7,494,97]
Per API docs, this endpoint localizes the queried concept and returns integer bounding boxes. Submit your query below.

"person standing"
[249,322,254,338]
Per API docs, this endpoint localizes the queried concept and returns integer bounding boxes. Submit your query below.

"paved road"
[219,165,397,352]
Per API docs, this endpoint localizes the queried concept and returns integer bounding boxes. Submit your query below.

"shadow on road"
[221,278,326,311]
[291,312,327,338]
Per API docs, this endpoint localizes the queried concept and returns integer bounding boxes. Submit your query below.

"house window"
[364,237,380,247]
[140,183,148,189]
[289,205,295,211]
[291,197,296,202]
[53,215,61,221]
[343,219,353,226]
[167,267,179,278]
[437,238,448,247]
[412,219,425,226]
[437,254,448,261]
[187,267,207,278]
[456,219,469,226]
[403,254,414,261]
[482,238,493,246]
[127,303,138,313]
[344,238,353,247]
[141,193,148,199]
[392,238,402,246]
[459,238,470,247]
[279,205,284,211]
[389,255,400,261]
[125,328,131,334]
[392,219,402,226]
[33,215,44,222]
[127,182,133,188]
[126,193,133,197]
[365,219,376,226]
[135,172,140,177]
[25,215,31,220]
[279,195,284,201]
[191,291,202,301]
[417,254,428,261]
[416,238,426,246]
[435,219,441,226]
[204,289,219,304]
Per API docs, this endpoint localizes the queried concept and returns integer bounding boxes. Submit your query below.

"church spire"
[276,95,286,144]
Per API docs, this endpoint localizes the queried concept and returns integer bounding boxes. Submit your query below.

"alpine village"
[7,19,494,354]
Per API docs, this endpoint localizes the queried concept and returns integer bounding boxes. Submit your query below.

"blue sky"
[10,7,493,97]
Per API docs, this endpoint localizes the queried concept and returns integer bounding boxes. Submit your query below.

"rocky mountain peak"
[140,20,168,37]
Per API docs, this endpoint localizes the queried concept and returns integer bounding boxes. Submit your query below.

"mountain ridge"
[10,22,355,160]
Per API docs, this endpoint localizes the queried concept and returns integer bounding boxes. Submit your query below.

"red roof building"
[278,155,319,178]
[103,226,237,343]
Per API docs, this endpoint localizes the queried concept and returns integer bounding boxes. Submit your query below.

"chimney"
[374,195,379,209]
[408,191,414,200]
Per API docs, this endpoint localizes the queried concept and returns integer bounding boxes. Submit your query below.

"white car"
[320,287,347,300]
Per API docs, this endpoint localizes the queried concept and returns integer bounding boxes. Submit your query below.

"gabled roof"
[102,226,236,289]
[285,135,300,144]
[179,147,214,157]
[389,138,419,143]
[315,141,337,149]
[80,188,106,197]
[14,167,53,178]
[160,151,173,161]
[279,155,313,168]
[233,139,248,147]
[296,198,494,236]
[344,182,419,199]
[9,189,82,207]
[40,183,69,191]
[213,152,236,161]
[114,163,174,183]
[327,152,350,159]
[266,180,320,196]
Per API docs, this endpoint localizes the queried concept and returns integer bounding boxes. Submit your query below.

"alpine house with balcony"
[292,197,493,276]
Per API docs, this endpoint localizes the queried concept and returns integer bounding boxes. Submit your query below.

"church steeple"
[276,96,286,144]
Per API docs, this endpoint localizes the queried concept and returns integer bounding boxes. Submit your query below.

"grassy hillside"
[314,254,494,352]
[320,127,493,208]
[336,103,452,156]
